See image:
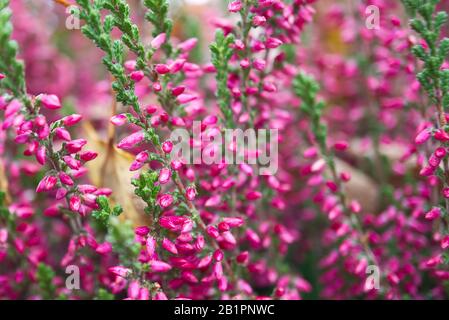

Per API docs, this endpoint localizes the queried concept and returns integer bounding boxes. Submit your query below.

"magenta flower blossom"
[158,168,171,184]
[155,64,170,74]
[62,114,82,126]
[110,114,128,126]
[158,194,174,208]
[151,33,166,49]
[109,266,132,278]
[161,140,173,153]
[228,1,242,12]
[36,175,57,192]
[65,139,87,153]
[117,131,144,149]
[149,260,172,273]
[37,94,61,109]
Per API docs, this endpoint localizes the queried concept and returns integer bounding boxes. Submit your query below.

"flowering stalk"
[210,30,235,128]
[1,0,120,298]
[404,0,449,222]
[293,72,378,267]
[75,0,241,297]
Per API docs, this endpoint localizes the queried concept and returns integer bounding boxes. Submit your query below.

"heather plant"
[1,0,449,301]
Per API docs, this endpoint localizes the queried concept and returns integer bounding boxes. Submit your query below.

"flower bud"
[38,94,61,110]
[62,114,82,126]
[151,33,166,49]
[425,207,441,220]
[117,131,144,149]
[228,1,242,12]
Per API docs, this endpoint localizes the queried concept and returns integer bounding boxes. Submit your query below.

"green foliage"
[132,170,161,216]
[76,0,140,112]
[95,288,115,300]
[144,0,173,55]
[101,0,146,67]
[0,191,14,229]
[293,72,327,151]
[91,196,123,226]
[210,30,235,128]
[0,0,31,109]
[36,263,56,300]
[403,0,449,110]
[106,217,140,266]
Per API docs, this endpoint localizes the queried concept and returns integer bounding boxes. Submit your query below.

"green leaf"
[36,263,56,300]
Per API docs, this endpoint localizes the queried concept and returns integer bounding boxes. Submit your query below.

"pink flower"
[178,38,198,52]
[154,291,168,300]
[213,250,224,262]
[146,236,157,257]
[169,59,186,73]
[177,94,197,104]
[135,151,148,163]
[55,127,71,141]
[171,160,183,170]
[63,156,81,169]
[62,114,82,126]
[246,190,261,200]
[110,114,128,126]
[240,59,250,69]
[441,236,449,249]
[135,226,150,236]
[149,260,172,272]
[158,168,171,184]
[162,238,178,255]
[153,82,162,91]
[80,150,98,161]
[425,207,441,220]
[266,37,283,48]
[415,128,432,144]
[334,141,349,151]
[59,172,74,186]
[158,194,174,208]
[206,225,220,239]
[236,251,249,264]
[155,64,170,74]
[162,140,173,153]
[435,147,446,158]
[0,73,5,80]
[159,215,191,232]
[205,195,221,207]
[186,186,196,201]
[124,60,136,71]
[151,33,166,49]
[109,266,132,278]
[130,70,145,82]
[38,94,61,110]
[128,280,140,299]
[36,175,57,192]
[65,139,87,153]
[228,1,242,12]
[96,242,112,255]
[171,86,185,96]
[117,131,144,149]
[222,217,244,228]
[36,146,47,165]
[434,129,449,142]
[252,15,266,26]
[253,59,266,71]
[130,160,145,171]
[145,105,158,114]
[69,196,81,212]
